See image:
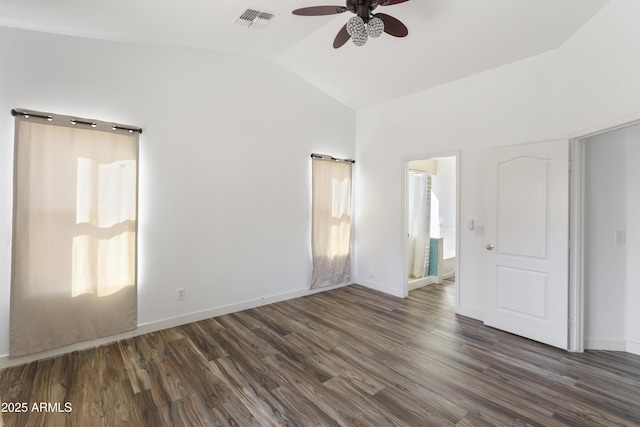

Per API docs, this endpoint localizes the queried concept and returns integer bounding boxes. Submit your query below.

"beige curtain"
[407,171,431,278]
[311,157,352,289]
[10,113,138,358]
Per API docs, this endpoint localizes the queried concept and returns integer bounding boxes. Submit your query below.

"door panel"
[496,267,548,319]
[498,157,547,258]
[485,140,569,349]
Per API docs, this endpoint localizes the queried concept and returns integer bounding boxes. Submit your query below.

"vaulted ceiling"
[0,0,609,109]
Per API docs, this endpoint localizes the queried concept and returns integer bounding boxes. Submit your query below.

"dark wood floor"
[2,280,640,426]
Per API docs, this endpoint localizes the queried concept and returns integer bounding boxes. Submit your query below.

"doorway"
[574,122,640,354]
[403,152,459,299]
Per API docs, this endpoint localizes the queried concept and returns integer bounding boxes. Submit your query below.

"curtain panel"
[407,171,431,279]
[311,158,352,289]
[10,114,138,358]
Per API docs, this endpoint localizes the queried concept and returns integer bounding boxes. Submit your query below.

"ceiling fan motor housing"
[347,0,380,21]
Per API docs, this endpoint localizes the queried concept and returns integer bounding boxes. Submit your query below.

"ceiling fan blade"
[379,0,410,5]
[376,13,408,37]
[333,24,350,48]
[292,6,348,16]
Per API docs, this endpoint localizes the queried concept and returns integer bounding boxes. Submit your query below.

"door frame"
[401,150,460,307]
[569,114,640,352]
[568,139,584,352]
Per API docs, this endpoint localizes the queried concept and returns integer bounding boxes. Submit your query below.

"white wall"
[584,128,627,349]
[354,0,640,328]
[0,27,355,362]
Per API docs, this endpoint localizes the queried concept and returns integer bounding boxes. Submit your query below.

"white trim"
[584,338,627,352]
[567,112,640,140]
[627,341,640,356]
[568,139,585,352]
[408,275,439,291]
[0,282,350,370]
[454,153,461,315]
[357,278,404,298]
[401,157,410,298]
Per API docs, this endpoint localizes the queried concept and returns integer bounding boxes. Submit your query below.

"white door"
[484,140,569,349]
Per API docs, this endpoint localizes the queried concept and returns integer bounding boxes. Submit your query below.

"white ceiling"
[0,0,609,109]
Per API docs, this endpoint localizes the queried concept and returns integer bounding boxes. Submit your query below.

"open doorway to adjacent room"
[403,152,459,298]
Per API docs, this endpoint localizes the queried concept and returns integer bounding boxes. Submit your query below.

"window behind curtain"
[10,112,139,358]
[311,157,352,289]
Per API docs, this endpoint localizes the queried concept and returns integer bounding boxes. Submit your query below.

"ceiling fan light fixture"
[367,17,384,38]
[353,31,368,46]
[346,15,364,36]
[346,16,368,46]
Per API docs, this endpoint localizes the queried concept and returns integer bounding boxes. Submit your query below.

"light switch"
[615,230,626,244]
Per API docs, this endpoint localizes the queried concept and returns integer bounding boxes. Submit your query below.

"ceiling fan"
[292,0,409,48]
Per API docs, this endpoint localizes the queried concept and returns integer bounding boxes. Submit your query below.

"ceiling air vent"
[234,8,275,28]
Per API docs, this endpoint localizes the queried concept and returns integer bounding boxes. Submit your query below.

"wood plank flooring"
[2,280,640,426]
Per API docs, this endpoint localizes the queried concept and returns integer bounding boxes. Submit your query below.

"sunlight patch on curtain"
[407,170,431,279]
[72,157,137,297]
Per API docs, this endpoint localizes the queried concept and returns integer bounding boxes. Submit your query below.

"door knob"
[485,243,494,250]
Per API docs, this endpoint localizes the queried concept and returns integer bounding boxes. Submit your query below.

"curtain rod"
[11,108,143,134]
[310,153,355,164]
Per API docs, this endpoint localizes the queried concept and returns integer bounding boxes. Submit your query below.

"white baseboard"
[626,340,640,356]
[407,276,438,291]
[0,282,351,370]
[356,278,404,298]
[442,270,455,280]
[584,338,627,351]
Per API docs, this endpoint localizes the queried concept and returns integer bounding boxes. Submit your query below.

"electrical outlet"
[177,288,185,300]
